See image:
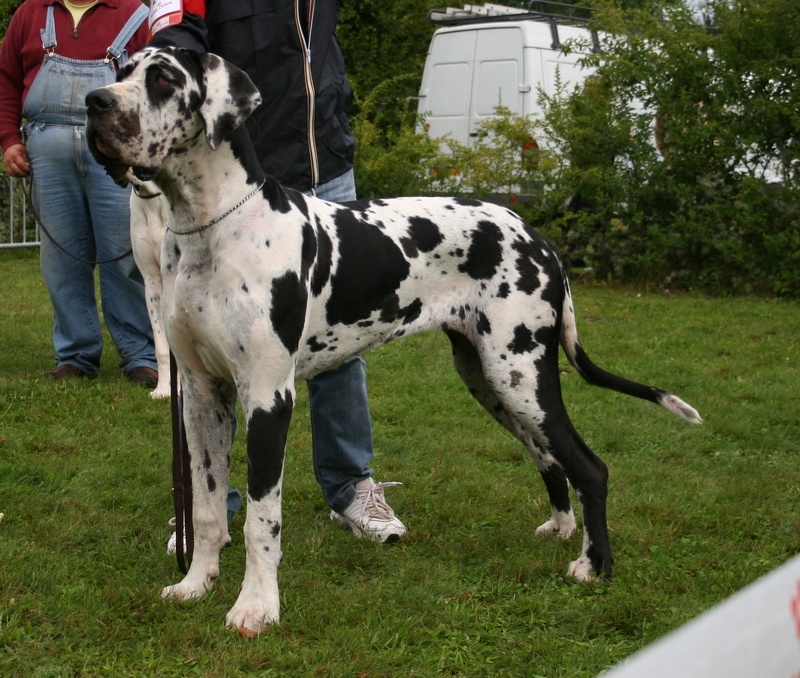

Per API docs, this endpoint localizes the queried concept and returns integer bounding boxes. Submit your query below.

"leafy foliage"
[0,0,21,40]
[337,0,438,117]
[3,0,797,295]
[547,0,800,295]
[352,0,800,297]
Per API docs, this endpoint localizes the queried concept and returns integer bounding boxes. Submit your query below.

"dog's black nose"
[86,88,116,113]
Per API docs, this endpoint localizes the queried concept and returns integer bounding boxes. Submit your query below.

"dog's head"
[86,47,262,185]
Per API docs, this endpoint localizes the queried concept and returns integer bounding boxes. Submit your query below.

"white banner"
[603,554,800,677]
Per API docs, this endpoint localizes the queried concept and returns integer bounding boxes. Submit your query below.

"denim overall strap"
[106,4,148,65]
[39,4,57,53]
[24,4,147,125]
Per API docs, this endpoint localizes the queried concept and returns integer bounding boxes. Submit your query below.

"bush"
[533,0,800,296]
[352,0,800,297]
[0,0,22,38]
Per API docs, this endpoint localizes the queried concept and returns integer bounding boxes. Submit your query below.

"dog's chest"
[162,227,306,375]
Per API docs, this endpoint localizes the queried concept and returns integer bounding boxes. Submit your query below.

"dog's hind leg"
[161,372,236,600]
[538,411,611,581]
[514,338,612,581]
[445,331,576,541]
[447,330,612,580]
[225,381,295,636]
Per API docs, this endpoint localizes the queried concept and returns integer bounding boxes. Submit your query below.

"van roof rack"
[428,2,594,26]
[427,2,598,51]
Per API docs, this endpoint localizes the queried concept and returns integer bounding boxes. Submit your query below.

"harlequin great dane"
[85,47,702,636]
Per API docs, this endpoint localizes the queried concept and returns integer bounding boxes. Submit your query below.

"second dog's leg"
[142,268,171,399]
[129,192,171,398]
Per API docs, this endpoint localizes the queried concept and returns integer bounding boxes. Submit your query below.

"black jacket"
[151,0,355,191]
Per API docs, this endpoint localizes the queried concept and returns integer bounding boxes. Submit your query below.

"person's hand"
[3,143,30,177]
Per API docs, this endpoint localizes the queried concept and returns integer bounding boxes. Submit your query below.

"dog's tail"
[559,284,703,424]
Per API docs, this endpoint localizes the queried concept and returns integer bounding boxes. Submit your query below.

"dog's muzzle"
[86,88,117,117]
[85,88,154,186]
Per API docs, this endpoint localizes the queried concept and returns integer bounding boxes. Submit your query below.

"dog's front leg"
[129,190,171,399]
[226,384,295,636]
[161,371,235,601]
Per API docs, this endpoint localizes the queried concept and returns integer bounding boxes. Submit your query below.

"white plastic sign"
[603,554,800,677]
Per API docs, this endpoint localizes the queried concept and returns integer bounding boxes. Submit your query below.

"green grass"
[1,247,798,676]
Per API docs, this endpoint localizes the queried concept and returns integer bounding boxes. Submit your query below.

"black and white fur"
[85,47,702,636]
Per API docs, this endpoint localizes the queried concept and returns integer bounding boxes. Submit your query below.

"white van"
[417,2,599,147]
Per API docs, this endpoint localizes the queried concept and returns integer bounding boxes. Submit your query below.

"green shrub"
[352,0,800,297]
[0,0,22,38]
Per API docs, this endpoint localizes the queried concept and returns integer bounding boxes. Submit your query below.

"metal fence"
[0,170,40,248]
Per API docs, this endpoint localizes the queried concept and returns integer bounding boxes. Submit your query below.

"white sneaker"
[166,489,242,555]
[166,530,180,555]
[330,478,406,543]
[166,516,185,555]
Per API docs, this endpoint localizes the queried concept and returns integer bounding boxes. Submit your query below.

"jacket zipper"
[295,0,319,189]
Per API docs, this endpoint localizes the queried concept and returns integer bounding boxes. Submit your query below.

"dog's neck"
[156,126,266,231]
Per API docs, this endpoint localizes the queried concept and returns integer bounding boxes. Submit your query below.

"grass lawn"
[1,247,798,676]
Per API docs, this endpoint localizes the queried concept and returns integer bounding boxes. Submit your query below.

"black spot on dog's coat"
[476,311,492,335]
[508,324,536,354]
[270,271,307,355]
[286,189,310,220]
[307,336,327,352]
[408,216,443,253]
[459,221,503,280]
[300,221,317,283]
[512,238,550,295]
[262,179,293,214]
[311,219,333,296]
[326,209,410,326]
[400,237,418,258]
[400,298,423,324]
[247,392,293,502]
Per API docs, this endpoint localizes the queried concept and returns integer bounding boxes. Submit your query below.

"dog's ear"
[196,52,262,150]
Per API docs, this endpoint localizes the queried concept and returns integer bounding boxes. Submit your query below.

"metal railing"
[0,170,40,248]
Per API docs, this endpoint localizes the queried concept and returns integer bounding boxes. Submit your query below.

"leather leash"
[25,171,133,265]
[170,352,193,573]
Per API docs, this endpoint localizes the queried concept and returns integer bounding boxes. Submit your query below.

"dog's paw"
[567,556,596,582]
[535,511,576,540]
[161,576,215,601]
[225,602,279,637]
[149,386,171,399]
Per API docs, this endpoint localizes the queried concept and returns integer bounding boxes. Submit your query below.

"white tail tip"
[660,394,703,424]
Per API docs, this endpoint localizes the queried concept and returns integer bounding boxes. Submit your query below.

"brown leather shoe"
[45,364,90,380]
[127,366,158,388]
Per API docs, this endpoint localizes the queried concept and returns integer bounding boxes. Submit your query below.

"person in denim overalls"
[0,0,156,385]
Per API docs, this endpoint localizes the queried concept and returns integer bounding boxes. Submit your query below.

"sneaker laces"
[357,481,402,520]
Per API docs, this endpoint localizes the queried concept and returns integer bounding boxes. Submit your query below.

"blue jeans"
[25,122,155,376]
[305,169,373,513]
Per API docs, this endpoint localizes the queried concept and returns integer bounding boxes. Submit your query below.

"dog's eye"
[150,67,177,87]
